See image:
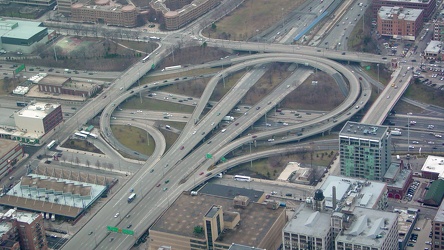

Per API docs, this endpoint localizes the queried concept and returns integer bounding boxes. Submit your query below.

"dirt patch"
[61,139,103,154]
[282,71,345,111]
[204,0,304,41]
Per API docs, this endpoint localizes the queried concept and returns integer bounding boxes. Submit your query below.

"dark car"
[127,224,132,229]
[180,146,184,150]
[205,173,212,177]
[252,135,257,138]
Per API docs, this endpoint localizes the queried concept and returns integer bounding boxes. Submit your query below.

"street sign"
[366,66,371,70]
[107,226,119,232]
[151,63,155,69]
[206,153,212,159]
[220,157,226,162]
[14,64,25,75]
[122,229,134,235]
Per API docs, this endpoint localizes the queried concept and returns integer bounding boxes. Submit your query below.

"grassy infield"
[107,0,441,178]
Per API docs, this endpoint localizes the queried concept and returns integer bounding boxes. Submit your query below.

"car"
[252,135,257,138]
[156,183,161,187]
[163,187,168,191]
[268,138,275,142]
[407,243,414,247]
[192,131,196,135]
[436,134,442,138]
[412,141,419,144]
[426,241,432,245]
[180,146,184,150]
[88,231,93,235]
[114,213,120,218]
[199,172,204,175]
[201,132,205,135]
[235,123,239,126]
[409,145,415,149]
[127,224,132,229]
[207,141,212,144]
[165,180,170,184]
[150,169,154,173]
[256,107,260,110]
[386,95,390,99]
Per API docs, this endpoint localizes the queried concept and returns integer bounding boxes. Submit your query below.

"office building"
[149,192,286,250]
[433,201,444,249]
[335,207,399,250]
[339,122,391,181]
[377,6,423,41]
[0,139,24,181]
[372,0,436,21]
[56,0,78,16]
[71,0,137,27]
[14,102,63,137]
[150,0,221,30]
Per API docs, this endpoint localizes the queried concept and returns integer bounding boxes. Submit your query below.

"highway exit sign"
[122,229,134,235]
[107,226,119,232]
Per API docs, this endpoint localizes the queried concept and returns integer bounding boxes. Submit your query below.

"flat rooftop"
[0,139,19,157]
[15,102,60,119]
[38,75,68,86]
[150,192,284,246]
[284,205,331,238]
[422,155,444,178]
[425,41,442,54]
[320,175,386,210]
[385,163,411,189]
[0,19,46,40]
[0,173,107,218]
[378,0,433,4]
[336,207,398,247]
[340,121,389,141]
[378,6,423,21]
[198,183,264,202]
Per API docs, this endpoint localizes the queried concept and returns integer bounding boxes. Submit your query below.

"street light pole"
[377,64,380,94]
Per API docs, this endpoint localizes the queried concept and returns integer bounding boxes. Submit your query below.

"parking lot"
[406,217,433,250]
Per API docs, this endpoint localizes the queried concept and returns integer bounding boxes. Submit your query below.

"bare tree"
[86,159,90,167]
[75,157,80,165]
[108,163,114,170]
[62,156,66,163]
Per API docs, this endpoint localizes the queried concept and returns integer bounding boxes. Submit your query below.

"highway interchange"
[2,0,440,249]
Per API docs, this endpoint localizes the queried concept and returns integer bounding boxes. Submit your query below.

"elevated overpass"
[361,66,412,125]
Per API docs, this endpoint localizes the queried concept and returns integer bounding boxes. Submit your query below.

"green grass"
[403,82,444,108]
[120,96,195,113]
[111,125,155,155]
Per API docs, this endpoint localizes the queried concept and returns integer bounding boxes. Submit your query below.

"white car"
[192,131,196,135]
[268,139,275,142]
[409,145,415,149]
[435,134,442,138]
[114,213,120,218]
[283,123,289,126]
[412,141,419,144]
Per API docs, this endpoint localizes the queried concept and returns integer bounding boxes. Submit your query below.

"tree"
[95,160,101,169]
[75,157,80,165]
[211,22,217,30]
[86,159,90,167]
[62,156,67,163]
[193,226,203,234]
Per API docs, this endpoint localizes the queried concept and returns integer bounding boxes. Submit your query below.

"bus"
[234,175,251,182]
[47,140,56,150]
[16,101,28,107]
[142,55,150,63]
[88,133,98,139]
[128,193,136,203]
[80,131,90,136]
[74,132,87,139]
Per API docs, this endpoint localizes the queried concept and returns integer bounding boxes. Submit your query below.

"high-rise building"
[339,122,391,181]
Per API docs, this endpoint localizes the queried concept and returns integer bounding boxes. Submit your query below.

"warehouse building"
[0,19,50,54]
[14,102,63,137]
[37,75,100,99]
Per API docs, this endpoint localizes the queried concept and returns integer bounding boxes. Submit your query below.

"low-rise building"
[383,161,413,200]
[149,191,286,250]
[377,6,423,41]
[423,40,442,60]
[421,155,444,179]
[0,139,24,181]
[150,0,221,30]
[372,0,436,21]
[37,75,101,99]
[13,102,63,137]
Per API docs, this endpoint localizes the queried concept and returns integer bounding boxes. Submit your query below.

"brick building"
[377,6,423,41]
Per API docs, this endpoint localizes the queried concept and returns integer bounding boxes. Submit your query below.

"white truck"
[390,130,402,136]
[222,116,234,121]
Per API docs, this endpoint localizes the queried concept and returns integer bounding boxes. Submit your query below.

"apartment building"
[339,122,391,181]
[71,0,137,27]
